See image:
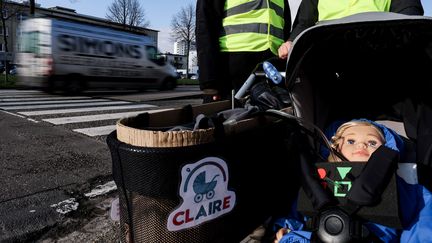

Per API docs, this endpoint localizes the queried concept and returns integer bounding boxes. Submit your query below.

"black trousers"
[218,50,285,99]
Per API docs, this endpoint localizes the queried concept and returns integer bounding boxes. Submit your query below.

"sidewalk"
[40,195,120,243]
[39,193,270,243]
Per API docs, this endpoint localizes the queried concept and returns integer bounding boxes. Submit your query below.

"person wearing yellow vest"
[196,0,292,103]
[278,0,424,59]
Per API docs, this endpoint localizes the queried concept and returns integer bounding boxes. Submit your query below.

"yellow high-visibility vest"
[318,0,391,21]
[219,0,285,55]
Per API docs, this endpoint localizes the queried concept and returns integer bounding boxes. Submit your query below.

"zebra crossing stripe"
[1,90,189,138]
[1,96,90,102]
[18,104,157,116]
[0,98,109,106]
[0,94,53,99]
[0,101,129,110]
[0,90,41,94]
[43,108,173,125]
[73,108,176,136]
[73,125,117,137]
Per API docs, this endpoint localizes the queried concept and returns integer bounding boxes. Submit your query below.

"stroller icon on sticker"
[193,171,219,203]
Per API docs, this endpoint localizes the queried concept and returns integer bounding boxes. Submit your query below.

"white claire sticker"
[167,157,236,231]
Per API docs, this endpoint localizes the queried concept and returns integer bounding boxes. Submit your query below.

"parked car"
[0,63,17,75]
[186,73,199,79]
[9,65,17,75]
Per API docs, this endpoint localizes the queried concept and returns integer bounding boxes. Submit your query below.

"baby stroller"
[266,12,432,242]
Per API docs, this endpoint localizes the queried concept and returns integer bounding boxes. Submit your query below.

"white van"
[16,18,178,93]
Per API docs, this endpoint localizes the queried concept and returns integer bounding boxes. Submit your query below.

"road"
[0,86,203,242]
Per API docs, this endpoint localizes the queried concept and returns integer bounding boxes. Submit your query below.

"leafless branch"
[106,0,150,28]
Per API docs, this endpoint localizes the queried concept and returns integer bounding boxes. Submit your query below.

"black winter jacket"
[289,0,424,41]
[196,0,292,90]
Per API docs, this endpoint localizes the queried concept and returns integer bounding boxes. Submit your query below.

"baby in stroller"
[272,119,432,243]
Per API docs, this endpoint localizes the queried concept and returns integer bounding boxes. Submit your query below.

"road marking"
[0,90,41,94]
[1,110,26,118]
[27,118,40,123]
[0,96,90,102]
[0,90,191,139]
[43,108,173,125]
[0,101,129,110]
[84,181,117,198]
[73,125,117,137]
[0,94,53,98]
[19,104,157,116]
[0,98,108,106]
[50,198,79,215]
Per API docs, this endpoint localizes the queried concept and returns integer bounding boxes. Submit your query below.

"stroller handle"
[234,59,285,99]
[235,73,256,99]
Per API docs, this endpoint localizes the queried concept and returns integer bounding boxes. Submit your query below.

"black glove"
[249,81,285,111]
[272,86,292,107]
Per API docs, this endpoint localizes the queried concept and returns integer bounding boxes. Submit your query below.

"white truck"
[16,18,178,93]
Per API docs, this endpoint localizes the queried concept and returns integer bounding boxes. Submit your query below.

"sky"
[36,0,196,53]
[36,0,431,53]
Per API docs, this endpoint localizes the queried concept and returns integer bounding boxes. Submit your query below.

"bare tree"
[170,3,195,78]
[0,0,24,82]
[106,0,150,29]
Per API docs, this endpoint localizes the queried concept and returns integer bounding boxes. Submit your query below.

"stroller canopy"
[285,12,432,133]
[284,11,432,189]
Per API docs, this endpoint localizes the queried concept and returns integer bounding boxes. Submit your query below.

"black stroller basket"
[107,102,301,243]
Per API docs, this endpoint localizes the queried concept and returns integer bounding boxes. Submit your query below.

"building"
[0,1,159,64]
[172,40,198,74]
[188,50,198,74]
[160,53,187,70]
[174,40,196,55]
[173,41,187,55]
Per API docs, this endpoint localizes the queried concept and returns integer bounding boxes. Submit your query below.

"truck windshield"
[20,31,40,54]
[146,45,165,66]
[19,31,50,54]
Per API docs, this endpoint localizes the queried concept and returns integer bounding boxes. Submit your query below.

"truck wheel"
[159,77,177,91]
[64,75,85,95]
[43,80,56,94]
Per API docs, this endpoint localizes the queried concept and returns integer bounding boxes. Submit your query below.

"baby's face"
[337,125,383,162]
